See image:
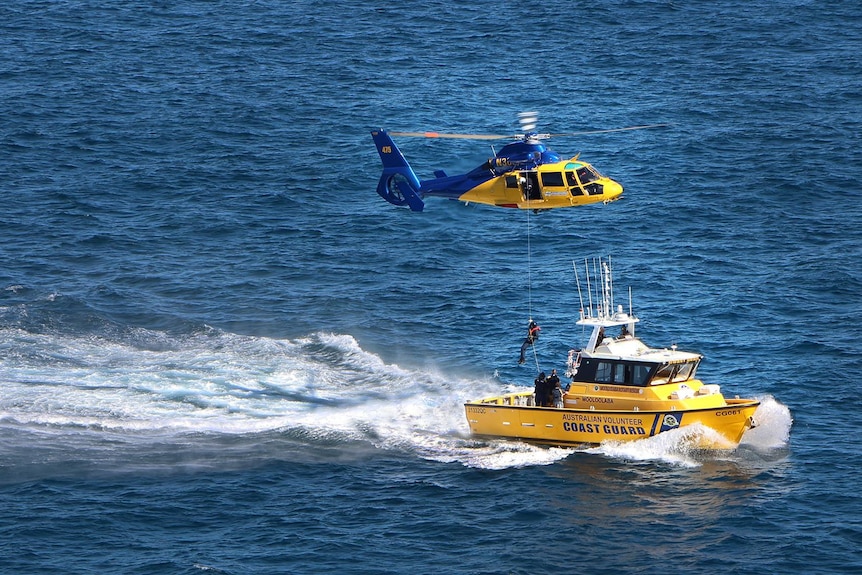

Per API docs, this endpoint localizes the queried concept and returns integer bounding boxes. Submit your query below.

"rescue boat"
[464,258,760,449]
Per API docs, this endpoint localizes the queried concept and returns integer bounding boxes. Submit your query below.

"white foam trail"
[1,328,564,468]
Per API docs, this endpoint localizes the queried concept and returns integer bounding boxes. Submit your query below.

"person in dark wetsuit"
[533,372,547,406]
[518,320,541,364]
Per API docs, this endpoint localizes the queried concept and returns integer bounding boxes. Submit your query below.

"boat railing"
[477,392,534,406]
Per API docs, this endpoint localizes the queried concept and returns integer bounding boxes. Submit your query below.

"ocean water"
[1,1,860,573]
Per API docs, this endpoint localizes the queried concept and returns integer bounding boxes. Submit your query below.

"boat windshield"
[650,361,699,385]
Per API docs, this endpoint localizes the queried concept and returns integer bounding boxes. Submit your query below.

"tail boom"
[371,129,425,212]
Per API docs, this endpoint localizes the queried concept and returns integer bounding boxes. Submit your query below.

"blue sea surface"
[1,1,861,573]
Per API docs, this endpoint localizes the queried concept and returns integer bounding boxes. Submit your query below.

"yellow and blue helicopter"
[371,113,666,212]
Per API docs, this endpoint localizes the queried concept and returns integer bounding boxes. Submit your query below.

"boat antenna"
[584,258,594,318]
[608,255,614,314]
[592,258,601,318]
[601,260,612,321]
[573,260,585,320]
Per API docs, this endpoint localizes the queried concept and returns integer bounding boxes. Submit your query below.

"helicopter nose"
[605,179,623,200]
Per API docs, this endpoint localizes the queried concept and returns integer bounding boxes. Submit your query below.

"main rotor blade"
[548,124,670,137]
[388,131,515,140]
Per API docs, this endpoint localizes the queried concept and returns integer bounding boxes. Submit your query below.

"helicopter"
[371,112,667,212]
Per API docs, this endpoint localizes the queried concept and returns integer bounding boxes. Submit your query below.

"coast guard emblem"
[660,414,681,432]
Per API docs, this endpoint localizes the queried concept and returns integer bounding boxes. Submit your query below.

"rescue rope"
[526,205,532,320]
[526,206,540,372]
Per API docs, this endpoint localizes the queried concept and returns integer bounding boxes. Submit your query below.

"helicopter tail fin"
[371,129,425,212]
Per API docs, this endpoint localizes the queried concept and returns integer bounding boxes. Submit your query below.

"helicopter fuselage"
[371,129,623,211]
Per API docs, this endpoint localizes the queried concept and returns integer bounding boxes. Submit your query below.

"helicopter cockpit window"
[576,167,599,184]
[566,171,585,195]
[540,172,565,187]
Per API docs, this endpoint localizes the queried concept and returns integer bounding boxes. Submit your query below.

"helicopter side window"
[566,171,585,195]
[505,175,519,188]
[540,172,565,187]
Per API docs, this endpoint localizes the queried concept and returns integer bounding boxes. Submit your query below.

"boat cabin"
[568,259,704,389]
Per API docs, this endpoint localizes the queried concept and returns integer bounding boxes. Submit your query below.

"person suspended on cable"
[518,319,541,364]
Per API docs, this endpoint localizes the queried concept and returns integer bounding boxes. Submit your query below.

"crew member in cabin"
[518,319,541,364]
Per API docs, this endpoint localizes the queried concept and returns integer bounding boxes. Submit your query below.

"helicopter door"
[521,171,542,200]
[566,171,585,195]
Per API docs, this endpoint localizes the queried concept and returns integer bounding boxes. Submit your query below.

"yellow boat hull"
[465,394,759,449]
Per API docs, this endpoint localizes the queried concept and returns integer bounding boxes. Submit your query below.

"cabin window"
[505,175,519,188]
[630,364,652,386]
[650,362,698,385]
[651,364,677,385]
[595,361,626,383]
[674,362,696,382]
[595,362,613,382]
[540,172,565,187]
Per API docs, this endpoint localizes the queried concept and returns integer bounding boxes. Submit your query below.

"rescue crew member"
[548,370,563,408]
[547,369,563,408]
[533,372,547,407]
[518,319,541,365]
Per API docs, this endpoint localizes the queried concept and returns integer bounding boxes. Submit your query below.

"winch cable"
[525,205,540,372]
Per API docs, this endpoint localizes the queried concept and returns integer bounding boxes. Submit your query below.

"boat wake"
[0,325,792,475]
[0,326,522,473]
